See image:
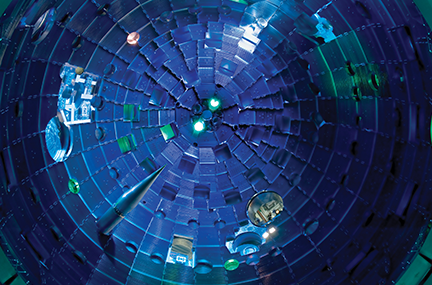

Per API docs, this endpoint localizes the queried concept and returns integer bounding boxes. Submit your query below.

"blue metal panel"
[1,0,432,284]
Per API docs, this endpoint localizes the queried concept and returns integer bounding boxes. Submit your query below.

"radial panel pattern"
[1,0,432,284]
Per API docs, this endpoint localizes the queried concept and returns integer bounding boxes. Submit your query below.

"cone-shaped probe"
[97,166,165,235]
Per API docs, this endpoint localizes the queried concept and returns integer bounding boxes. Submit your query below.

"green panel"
[117,134,137,153]
[68,178,80,194]
[128,134,137,149]
[11,276,26,285]
[0,0,13,17]
[117,136,131,153]
[396,255,431,285]
[0,246,16,283]
[414,0,432,30]
[425,274,432,285]
[140,157,157,173]
[123,104,139,122]
[160,124,175,141]
[421,227,432,259]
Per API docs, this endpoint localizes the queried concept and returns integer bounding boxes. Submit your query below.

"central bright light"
[194,120,205,132]
[209,98,221,111]
[210,99,220,108]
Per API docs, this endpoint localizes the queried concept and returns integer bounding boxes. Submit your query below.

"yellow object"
[75,67,84,75]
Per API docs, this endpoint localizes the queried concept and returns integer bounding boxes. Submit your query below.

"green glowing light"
[68,178,80,194]
[224,259,239,271]
[209,98,221,111]
[194,120,205,132]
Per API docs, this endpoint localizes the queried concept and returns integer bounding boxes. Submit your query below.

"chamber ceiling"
[0,0,432,284]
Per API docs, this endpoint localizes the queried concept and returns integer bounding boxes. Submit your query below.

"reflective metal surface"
[0,0,432,284]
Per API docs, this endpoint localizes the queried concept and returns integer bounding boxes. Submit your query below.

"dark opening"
[72,36,82,49]
[308,82,320,96]
[345,61,355,76]
[355,1,372,19]
[350,141,358,156]
[50,226,62,242]
[73,250,87,265]
[363,212,375,227]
